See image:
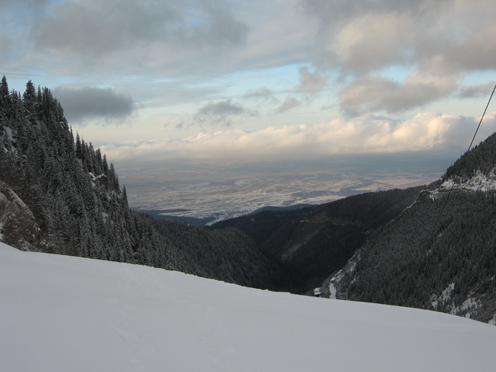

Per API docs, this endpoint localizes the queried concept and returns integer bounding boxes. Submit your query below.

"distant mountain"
[324,133,496,324]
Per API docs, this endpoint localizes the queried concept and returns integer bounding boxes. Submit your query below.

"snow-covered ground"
[427,169,496,202]
[127,174,419,225]
[2,242,496,372]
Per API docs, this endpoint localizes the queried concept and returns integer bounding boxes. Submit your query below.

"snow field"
[1,242,496,372]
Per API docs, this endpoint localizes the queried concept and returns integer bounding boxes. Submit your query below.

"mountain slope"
[0,77,290,291]
[2,242,496,372]
[211,186,423,291]
[328,133,496,323]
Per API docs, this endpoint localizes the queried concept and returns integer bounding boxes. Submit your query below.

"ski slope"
[1,242,495,372]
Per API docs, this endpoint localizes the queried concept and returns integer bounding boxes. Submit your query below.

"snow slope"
[1,243,496,372]
[430,169,496,199]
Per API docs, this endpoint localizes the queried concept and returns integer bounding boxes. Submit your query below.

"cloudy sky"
[2,0,496,167]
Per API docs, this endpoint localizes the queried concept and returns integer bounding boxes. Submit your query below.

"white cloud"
[101,112,495,163]
[330,12,413,73]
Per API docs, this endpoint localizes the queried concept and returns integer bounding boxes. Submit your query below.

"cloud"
[301,0,496,111]
[330,12,414,73]
[276,97,300,114]
[194,99,245,126]
[101,111,495,162]
[1,0,49,8]
[301,0,454,72]
[32,0,248,58]
[244,87,273,100]
[297,67,329,95]
[339,72,457,115]
[5,0,496,131]
[439,19,496,72]
[458,82,496,99]
[53,86,136,123]
[4,0,315,81]
[0,35,12,62]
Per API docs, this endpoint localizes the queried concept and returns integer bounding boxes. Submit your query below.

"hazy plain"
[117,152,458,223]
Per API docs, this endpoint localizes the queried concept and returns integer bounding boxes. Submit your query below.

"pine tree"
[0,75,10,120]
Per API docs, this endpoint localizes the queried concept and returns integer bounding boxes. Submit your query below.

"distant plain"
[118,152,458,223]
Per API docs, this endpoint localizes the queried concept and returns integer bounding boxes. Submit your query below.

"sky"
[2,242,496,372]
[2,0,496,169]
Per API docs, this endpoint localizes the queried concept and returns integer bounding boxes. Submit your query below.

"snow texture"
[431,283,455,310]
[429,169,496,201]
[1,242,496,372]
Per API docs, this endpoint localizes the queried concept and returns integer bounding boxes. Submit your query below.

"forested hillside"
[328,134,496,324]
[211,186,423,291]
[0,77,290,290]
[154,220,297,291]
[1,77,172,265]
[445,133,496,180]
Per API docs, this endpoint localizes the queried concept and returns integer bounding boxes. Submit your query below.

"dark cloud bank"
[53,86,136,123]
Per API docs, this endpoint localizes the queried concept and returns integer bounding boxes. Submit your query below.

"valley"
[1,79,495,326]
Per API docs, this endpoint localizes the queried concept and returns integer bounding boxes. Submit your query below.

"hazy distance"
[117,151,459,223]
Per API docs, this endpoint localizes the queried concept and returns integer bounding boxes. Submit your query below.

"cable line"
[432,82,496,236]
[467,83,496,154]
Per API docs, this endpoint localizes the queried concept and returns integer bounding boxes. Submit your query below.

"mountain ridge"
[321,133,496,323]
